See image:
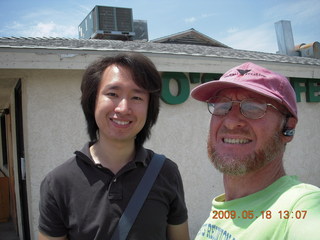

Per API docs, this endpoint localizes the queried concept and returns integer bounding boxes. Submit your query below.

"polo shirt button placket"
[108,177,117,190]
[108,176,122,200]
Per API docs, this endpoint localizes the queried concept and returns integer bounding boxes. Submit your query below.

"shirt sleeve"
[284,190,320,239]
[166,161,188,225]
[38,174,68,237]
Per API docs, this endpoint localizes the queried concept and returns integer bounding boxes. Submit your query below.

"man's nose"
[115,98,131,114]
[223,104,246,130]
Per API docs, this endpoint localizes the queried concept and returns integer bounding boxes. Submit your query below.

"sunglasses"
[206,96,281,119]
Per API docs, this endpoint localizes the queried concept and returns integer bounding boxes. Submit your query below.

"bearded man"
[191,62,320,240]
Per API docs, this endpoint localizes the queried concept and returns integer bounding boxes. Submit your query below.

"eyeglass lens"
[207,96,268,119]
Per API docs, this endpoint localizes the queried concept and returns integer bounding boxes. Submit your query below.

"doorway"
[14,79,31,240]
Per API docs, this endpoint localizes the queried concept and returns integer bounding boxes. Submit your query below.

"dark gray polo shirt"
[38,143,188,240]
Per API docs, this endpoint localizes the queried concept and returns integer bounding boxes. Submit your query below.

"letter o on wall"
[161,72,190,105]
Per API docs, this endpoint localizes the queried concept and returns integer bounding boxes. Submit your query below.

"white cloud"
[31,22,78,37]
[1,21,78,38]
[185,17,197,23]
[221,24,278,53]
[265,0,320,24]
[35,22,56,36]
[0,5,87,38]
[184,12,216,24]
[227,27,238,34]
[200,13,216,18]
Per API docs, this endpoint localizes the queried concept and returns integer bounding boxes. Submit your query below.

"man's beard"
[207,131,285,176]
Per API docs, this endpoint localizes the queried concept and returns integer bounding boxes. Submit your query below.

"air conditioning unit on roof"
[78,5,135,40]
[133,20,149,41]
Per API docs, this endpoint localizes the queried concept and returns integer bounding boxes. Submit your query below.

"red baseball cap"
[191,62,298,120]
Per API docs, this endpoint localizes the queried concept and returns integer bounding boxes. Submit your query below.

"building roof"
[150,28,230,48]
[0,37,320,66]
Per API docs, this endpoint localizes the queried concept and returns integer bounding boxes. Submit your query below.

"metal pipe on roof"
[275,20,299,56]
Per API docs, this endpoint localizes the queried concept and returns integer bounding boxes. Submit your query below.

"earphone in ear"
[282,128,295,136]
[282,115,296,137]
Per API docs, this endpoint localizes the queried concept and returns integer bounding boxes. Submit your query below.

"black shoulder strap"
[110,153,166,240]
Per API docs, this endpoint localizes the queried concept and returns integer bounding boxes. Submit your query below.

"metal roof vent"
[275,20,319,59]
[275,20,298,56]
[298,42,320,59]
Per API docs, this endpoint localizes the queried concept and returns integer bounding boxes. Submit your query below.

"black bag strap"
[110,153,166,240]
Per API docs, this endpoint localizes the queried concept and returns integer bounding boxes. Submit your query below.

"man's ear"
[282,117,298,142]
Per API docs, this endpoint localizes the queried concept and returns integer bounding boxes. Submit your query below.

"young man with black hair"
[38,52,189,240]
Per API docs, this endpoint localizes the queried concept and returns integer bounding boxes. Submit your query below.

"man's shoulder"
[41,153,87,188]
[278,178,320,210]
[290,182,320,204]
[145,149,180,171]
[288,180,320,197]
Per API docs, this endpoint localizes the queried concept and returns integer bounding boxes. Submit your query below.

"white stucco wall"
[22,70,88,238]
[144,95,224,237]
[284,100,320,186]
[23,71,320,239]
[1,52,320,239]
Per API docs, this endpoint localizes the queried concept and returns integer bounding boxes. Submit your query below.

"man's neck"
[90,138,136,174]
[223,159,286,201]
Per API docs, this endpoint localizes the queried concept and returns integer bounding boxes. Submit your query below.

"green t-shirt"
[195,176,320,240]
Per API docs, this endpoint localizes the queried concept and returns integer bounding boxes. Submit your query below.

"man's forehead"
[217,87,261,98]
[217,87,281,104]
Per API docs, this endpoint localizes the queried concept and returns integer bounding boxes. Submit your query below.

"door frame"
[14,79,31,240]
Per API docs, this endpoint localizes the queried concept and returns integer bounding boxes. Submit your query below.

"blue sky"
[0,0,319,53]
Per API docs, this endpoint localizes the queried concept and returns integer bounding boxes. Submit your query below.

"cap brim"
[191,80,282,103]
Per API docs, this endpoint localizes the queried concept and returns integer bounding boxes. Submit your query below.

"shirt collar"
[76,142,148,167]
